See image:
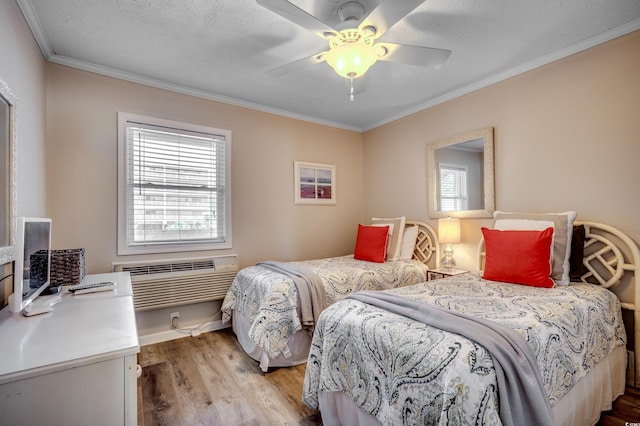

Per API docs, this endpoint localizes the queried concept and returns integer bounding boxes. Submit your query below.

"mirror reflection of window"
[427,127,494,219]
[439,164,468,211]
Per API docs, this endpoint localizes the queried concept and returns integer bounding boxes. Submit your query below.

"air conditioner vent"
[113,255,238,311]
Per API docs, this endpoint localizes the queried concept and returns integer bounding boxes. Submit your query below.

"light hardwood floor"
[138,328,640,426]
[137,328,320,426]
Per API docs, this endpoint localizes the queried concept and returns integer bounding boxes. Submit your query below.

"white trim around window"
[117,112,232,255]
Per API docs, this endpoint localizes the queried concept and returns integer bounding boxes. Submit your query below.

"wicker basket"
[31,248,86,286]
[51,248,86,285]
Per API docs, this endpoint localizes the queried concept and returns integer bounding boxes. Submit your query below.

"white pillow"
[493,211,576,285]
[399,225,419,260]
[371,223,394,257]
[371,216,406,261]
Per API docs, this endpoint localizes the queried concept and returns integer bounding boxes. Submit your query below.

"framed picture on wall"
[294,161,336,205]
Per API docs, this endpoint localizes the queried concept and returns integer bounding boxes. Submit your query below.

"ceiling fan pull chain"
[349,76,355,101]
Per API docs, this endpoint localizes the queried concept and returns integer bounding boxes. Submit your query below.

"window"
[118,113,231,255]
[438,163,468,211]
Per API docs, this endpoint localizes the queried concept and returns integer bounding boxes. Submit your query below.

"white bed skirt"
[318,345,627,426]
[231,309,311,371]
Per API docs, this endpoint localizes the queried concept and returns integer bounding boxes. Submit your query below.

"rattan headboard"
[406,220,439,270]
[477,221,640,388]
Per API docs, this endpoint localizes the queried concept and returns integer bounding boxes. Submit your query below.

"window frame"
[438,162,469,212]
[117,112,232,255]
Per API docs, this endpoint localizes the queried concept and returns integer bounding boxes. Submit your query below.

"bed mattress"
[316,345,626,426]
[222,255,429,360]
[302,273,627,425]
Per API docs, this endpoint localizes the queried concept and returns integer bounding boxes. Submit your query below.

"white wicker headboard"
[477,221,640,388]
[406,220,439,269]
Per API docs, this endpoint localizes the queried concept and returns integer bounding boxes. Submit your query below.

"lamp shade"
[438,217,461,244]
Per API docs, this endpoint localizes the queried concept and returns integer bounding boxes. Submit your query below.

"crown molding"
[16,0,640,133]
[16,0,53,57]
[47,54,361,132]
[365,17,640,131]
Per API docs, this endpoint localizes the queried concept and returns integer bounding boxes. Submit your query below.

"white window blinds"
[118,113,231,254]
[439,164,468,211]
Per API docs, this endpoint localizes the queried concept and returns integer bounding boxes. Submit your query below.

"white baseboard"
[139,320,230,346]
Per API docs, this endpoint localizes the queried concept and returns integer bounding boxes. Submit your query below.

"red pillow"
[482,227,555,288]
[354,224,389,263]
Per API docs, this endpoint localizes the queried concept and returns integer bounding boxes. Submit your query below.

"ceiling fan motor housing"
[338,1,365,22]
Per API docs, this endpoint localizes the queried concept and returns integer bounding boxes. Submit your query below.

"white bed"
[302,221,640,425]
[221,220,439,371]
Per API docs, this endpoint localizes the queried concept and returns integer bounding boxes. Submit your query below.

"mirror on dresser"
[427,126,494,219]
[0,77,17,307]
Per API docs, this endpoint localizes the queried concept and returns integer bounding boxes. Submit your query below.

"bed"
[302,220,640,426]
[221,219,439,371]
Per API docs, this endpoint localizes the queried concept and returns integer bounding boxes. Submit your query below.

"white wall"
[363,31,640,276]
[0,0,47,218]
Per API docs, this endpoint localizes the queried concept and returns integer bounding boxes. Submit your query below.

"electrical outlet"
[170,312,180,328]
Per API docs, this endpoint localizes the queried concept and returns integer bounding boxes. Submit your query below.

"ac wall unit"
[113,255,238,311]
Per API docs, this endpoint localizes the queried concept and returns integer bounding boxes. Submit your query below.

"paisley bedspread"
[221,255,428,358]
[302,273,627,425]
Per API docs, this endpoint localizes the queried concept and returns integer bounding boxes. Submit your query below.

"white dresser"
[0,272,140,425]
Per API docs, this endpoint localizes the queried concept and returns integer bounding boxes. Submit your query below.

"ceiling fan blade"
[266,51,327,77]
[257,0,337,38]
[359,0,426,38]
[378,43,451,69]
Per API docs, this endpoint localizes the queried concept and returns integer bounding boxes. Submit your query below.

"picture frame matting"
[294,161,336,205]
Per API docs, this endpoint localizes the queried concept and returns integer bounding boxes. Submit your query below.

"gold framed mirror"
[427,126,494,219]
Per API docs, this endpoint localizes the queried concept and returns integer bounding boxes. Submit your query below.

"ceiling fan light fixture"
[325,29,378,79]
[326,43,377,78]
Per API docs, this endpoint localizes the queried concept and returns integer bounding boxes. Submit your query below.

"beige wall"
[45,65,363,337]
[8,0,640,335]
[363,30,640,272]
[45,65,364,274]
[0,0,47,218]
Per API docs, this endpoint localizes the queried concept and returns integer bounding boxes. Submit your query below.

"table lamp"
[438,217,461,270]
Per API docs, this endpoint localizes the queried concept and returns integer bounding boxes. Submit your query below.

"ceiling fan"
[257,0,451,100]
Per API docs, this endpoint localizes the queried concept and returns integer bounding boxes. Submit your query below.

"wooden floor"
[137,328,321,426]
[598,385,640,426]
[138,328,640,426]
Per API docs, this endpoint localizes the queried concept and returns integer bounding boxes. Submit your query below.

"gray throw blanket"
[347,290,554,426]
[258,261,327,330]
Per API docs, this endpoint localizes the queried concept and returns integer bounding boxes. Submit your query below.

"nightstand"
[427,268,468,281]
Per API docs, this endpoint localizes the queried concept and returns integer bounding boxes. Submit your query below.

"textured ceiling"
[17,0,640,131]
